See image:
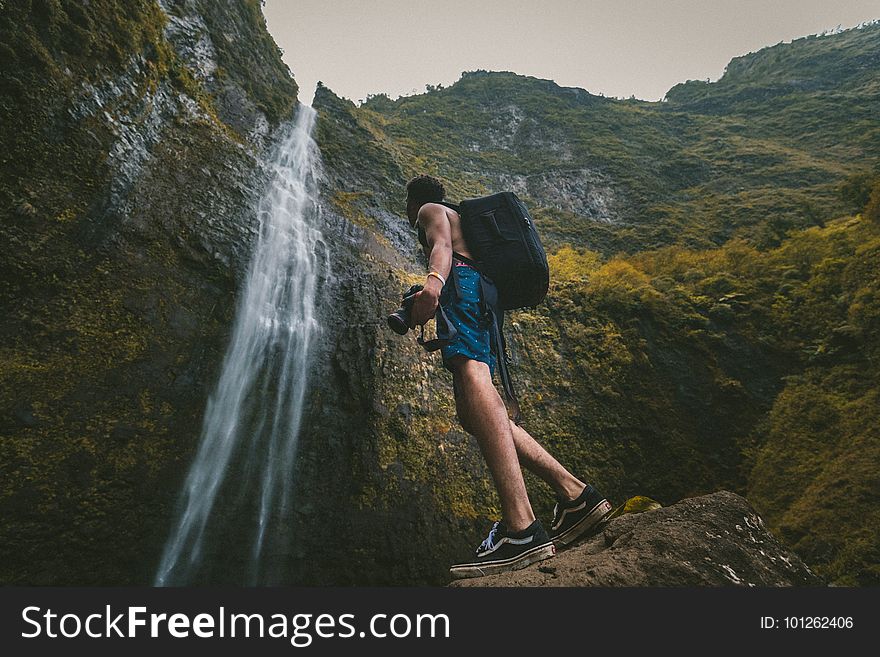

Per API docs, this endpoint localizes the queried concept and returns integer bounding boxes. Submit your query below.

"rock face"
[452,491,822,587]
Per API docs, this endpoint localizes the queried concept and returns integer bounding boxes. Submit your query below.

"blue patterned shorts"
[439,261,497,375]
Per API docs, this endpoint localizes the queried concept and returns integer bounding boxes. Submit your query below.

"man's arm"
[419,203,453,286]
[408,203,452,327]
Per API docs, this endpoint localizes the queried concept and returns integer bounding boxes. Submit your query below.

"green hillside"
[321,23,880,255]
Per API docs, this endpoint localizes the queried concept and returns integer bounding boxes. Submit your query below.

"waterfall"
[156,104,327,586]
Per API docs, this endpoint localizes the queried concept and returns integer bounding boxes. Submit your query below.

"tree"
[839,171,874,213]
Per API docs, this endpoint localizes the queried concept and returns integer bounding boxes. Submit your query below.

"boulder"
[451,491,823,587]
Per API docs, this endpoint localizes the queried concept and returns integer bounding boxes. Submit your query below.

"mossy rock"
[606,495,663,520]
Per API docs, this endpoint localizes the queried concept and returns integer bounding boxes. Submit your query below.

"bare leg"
[509,422,585,502]
[452,357,535,531]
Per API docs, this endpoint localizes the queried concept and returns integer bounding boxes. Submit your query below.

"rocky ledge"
[451,491,822,587]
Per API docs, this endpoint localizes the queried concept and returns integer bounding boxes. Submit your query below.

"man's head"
[405,174,445,227]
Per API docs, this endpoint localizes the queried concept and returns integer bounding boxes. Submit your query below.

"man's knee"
[451,356,491,388]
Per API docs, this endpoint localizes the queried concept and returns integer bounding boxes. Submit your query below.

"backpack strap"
[415,255,469,352]
[416,306,458,352]
[478,274,523,425]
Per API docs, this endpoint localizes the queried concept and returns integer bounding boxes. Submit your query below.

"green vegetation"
[606,496,663,520]
[1,1,171,341]
[533,208,880,584]
[865,176,880,224]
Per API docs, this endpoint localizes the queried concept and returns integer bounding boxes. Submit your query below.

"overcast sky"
[263,0,878,104]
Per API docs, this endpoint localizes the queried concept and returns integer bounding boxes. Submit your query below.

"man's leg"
[451,356,535,532]
[509,422,586,502]
[507,422,612,546]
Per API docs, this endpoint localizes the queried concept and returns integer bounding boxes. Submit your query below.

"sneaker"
[449,519,556,580]
[549,483,613,546]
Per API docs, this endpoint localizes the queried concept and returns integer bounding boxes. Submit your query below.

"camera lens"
[387,311,410,335]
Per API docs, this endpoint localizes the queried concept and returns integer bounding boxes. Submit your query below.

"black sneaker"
[449,519,556,579]
[549,483,613,546]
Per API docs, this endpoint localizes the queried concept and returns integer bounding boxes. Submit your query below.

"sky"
[262,0,879,105]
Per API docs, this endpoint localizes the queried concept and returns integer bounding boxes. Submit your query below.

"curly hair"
[405,174,445,206]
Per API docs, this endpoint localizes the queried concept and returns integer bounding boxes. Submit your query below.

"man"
[403,174,612,579]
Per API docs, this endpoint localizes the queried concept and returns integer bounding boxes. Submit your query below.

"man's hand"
[408,277,442,328]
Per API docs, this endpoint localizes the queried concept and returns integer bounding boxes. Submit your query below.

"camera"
[387,284,424,335]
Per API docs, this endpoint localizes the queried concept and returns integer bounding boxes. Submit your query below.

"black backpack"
[443,192,549,310]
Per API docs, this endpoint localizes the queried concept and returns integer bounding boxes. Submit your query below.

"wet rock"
[396,402,412,422]
[110,425,140,443]
[0,0,295,586]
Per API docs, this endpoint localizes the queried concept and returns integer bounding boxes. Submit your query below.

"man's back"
[417,202,476,261]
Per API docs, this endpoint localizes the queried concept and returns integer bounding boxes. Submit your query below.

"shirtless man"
[403,174,612,578]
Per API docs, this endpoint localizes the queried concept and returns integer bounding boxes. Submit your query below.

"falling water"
[156,104,327,585]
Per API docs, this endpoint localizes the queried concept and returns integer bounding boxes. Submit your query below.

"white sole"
[552,499,613,546]
[449,542,556,580]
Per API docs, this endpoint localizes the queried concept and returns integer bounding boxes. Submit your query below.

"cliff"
[0,0,296,584]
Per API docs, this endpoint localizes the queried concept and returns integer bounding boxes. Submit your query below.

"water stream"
[156,104,326,585]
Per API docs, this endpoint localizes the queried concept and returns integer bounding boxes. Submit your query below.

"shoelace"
[478,521,501,552]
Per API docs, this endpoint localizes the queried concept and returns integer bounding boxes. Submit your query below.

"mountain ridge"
[317,21,879,255]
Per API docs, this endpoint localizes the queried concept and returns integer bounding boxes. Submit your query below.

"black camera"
[387,284,424,335]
